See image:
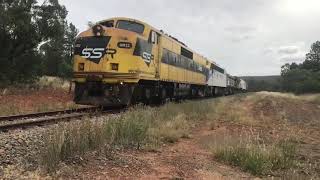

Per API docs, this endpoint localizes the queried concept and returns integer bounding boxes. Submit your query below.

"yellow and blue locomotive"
[73,17,246,106]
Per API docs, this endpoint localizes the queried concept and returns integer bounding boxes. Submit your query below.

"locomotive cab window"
[100,20,114,27]
[149,31,158,44]
[116,20,144,34]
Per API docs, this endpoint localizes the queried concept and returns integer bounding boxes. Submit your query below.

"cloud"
[280,53,305,63]
[278,46,299,55]
[230,35,254,42]
[224,26,257,42]
[263,43,307,64]
[59,0,320,76]
[224,26,256,34]
[263,48,274,54]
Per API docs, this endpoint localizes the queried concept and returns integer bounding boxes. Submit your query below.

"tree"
[0,0,42,84]
[39,21,78,78]
[61,23,78,77]
[302,41,320,72]
[0,0,78,85]
[37,0,78,78]
[281,41,320,94]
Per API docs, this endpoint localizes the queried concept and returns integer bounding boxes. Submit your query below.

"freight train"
[72,17,247,106]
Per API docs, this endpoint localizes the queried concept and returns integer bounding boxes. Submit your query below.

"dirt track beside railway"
[0,88,76,116]
[61,124,254,179]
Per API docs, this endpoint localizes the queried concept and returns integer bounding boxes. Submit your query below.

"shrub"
[213,138,297,175]
[104,106,153,149]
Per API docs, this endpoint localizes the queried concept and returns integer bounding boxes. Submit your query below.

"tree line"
[0,0,78,86]
[243,41,320,94]
[281,41,320,94]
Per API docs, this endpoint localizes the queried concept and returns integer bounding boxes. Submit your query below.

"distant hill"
[240,75,282,92]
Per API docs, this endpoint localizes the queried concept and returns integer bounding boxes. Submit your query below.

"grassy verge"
[40,93,306,176]
[41,100,214,172]
[212,136,297,176]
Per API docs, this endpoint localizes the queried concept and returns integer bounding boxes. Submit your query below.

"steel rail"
[0,113,86,131]
[0,107,101,122]
[0,107,125,132]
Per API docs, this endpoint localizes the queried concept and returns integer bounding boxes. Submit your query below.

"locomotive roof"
[98,17,225,70]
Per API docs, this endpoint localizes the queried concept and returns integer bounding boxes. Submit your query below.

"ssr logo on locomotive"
[80,47,117,63]
[142,52,154,64]
[74,36,112,64]
[81,48,105,59]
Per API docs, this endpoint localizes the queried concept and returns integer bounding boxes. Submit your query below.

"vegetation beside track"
[41,92,320,178]
[41,101,213,172]
[2,92,320,179]
[0,77,81,116]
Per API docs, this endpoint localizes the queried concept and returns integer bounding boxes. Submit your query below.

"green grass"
[213,139,297,176]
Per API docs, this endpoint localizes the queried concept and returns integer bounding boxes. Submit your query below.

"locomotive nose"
[74,34,111,65]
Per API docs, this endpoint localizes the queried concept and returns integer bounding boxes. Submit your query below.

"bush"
[213,139,297,175]
[104,106,153,148]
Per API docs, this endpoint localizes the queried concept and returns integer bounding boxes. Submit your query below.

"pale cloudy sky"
[59,0,320,76]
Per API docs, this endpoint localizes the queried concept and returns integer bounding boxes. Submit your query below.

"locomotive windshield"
[116,20,144,34]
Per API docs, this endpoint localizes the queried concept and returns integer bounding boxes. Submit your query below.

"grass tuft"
[213,137,297,175]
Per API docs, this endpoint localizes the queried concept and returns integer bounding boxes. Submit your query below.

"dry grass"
[38,92,320,178]
[0,99,78,116]
[255,91,320,105]
[210,132,297,176]
[0,76,72,95]
[1,165,47,179]
[37,76,72,91]
[299,93,320,104]
[0,76,79,116]
[206,92,320,178]
[41,101,214,172]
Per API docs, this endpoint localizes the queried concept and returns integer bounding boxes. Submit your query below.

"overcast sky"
[59,0,320,76]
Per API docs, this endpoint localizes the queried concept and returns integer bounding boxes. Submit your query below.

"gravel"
[0,127,47,171]
[0,114,118,176]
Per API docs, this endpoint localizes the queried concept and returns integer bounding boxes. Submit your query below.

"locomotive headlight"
[117,42,132,49]
[92,24,105,37]
[111,63,119,71]
[78,63,84,71]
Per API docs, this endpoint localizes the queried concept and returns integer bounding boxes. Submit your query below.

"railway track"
[0,107,111,132]
[0,96,220,132]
